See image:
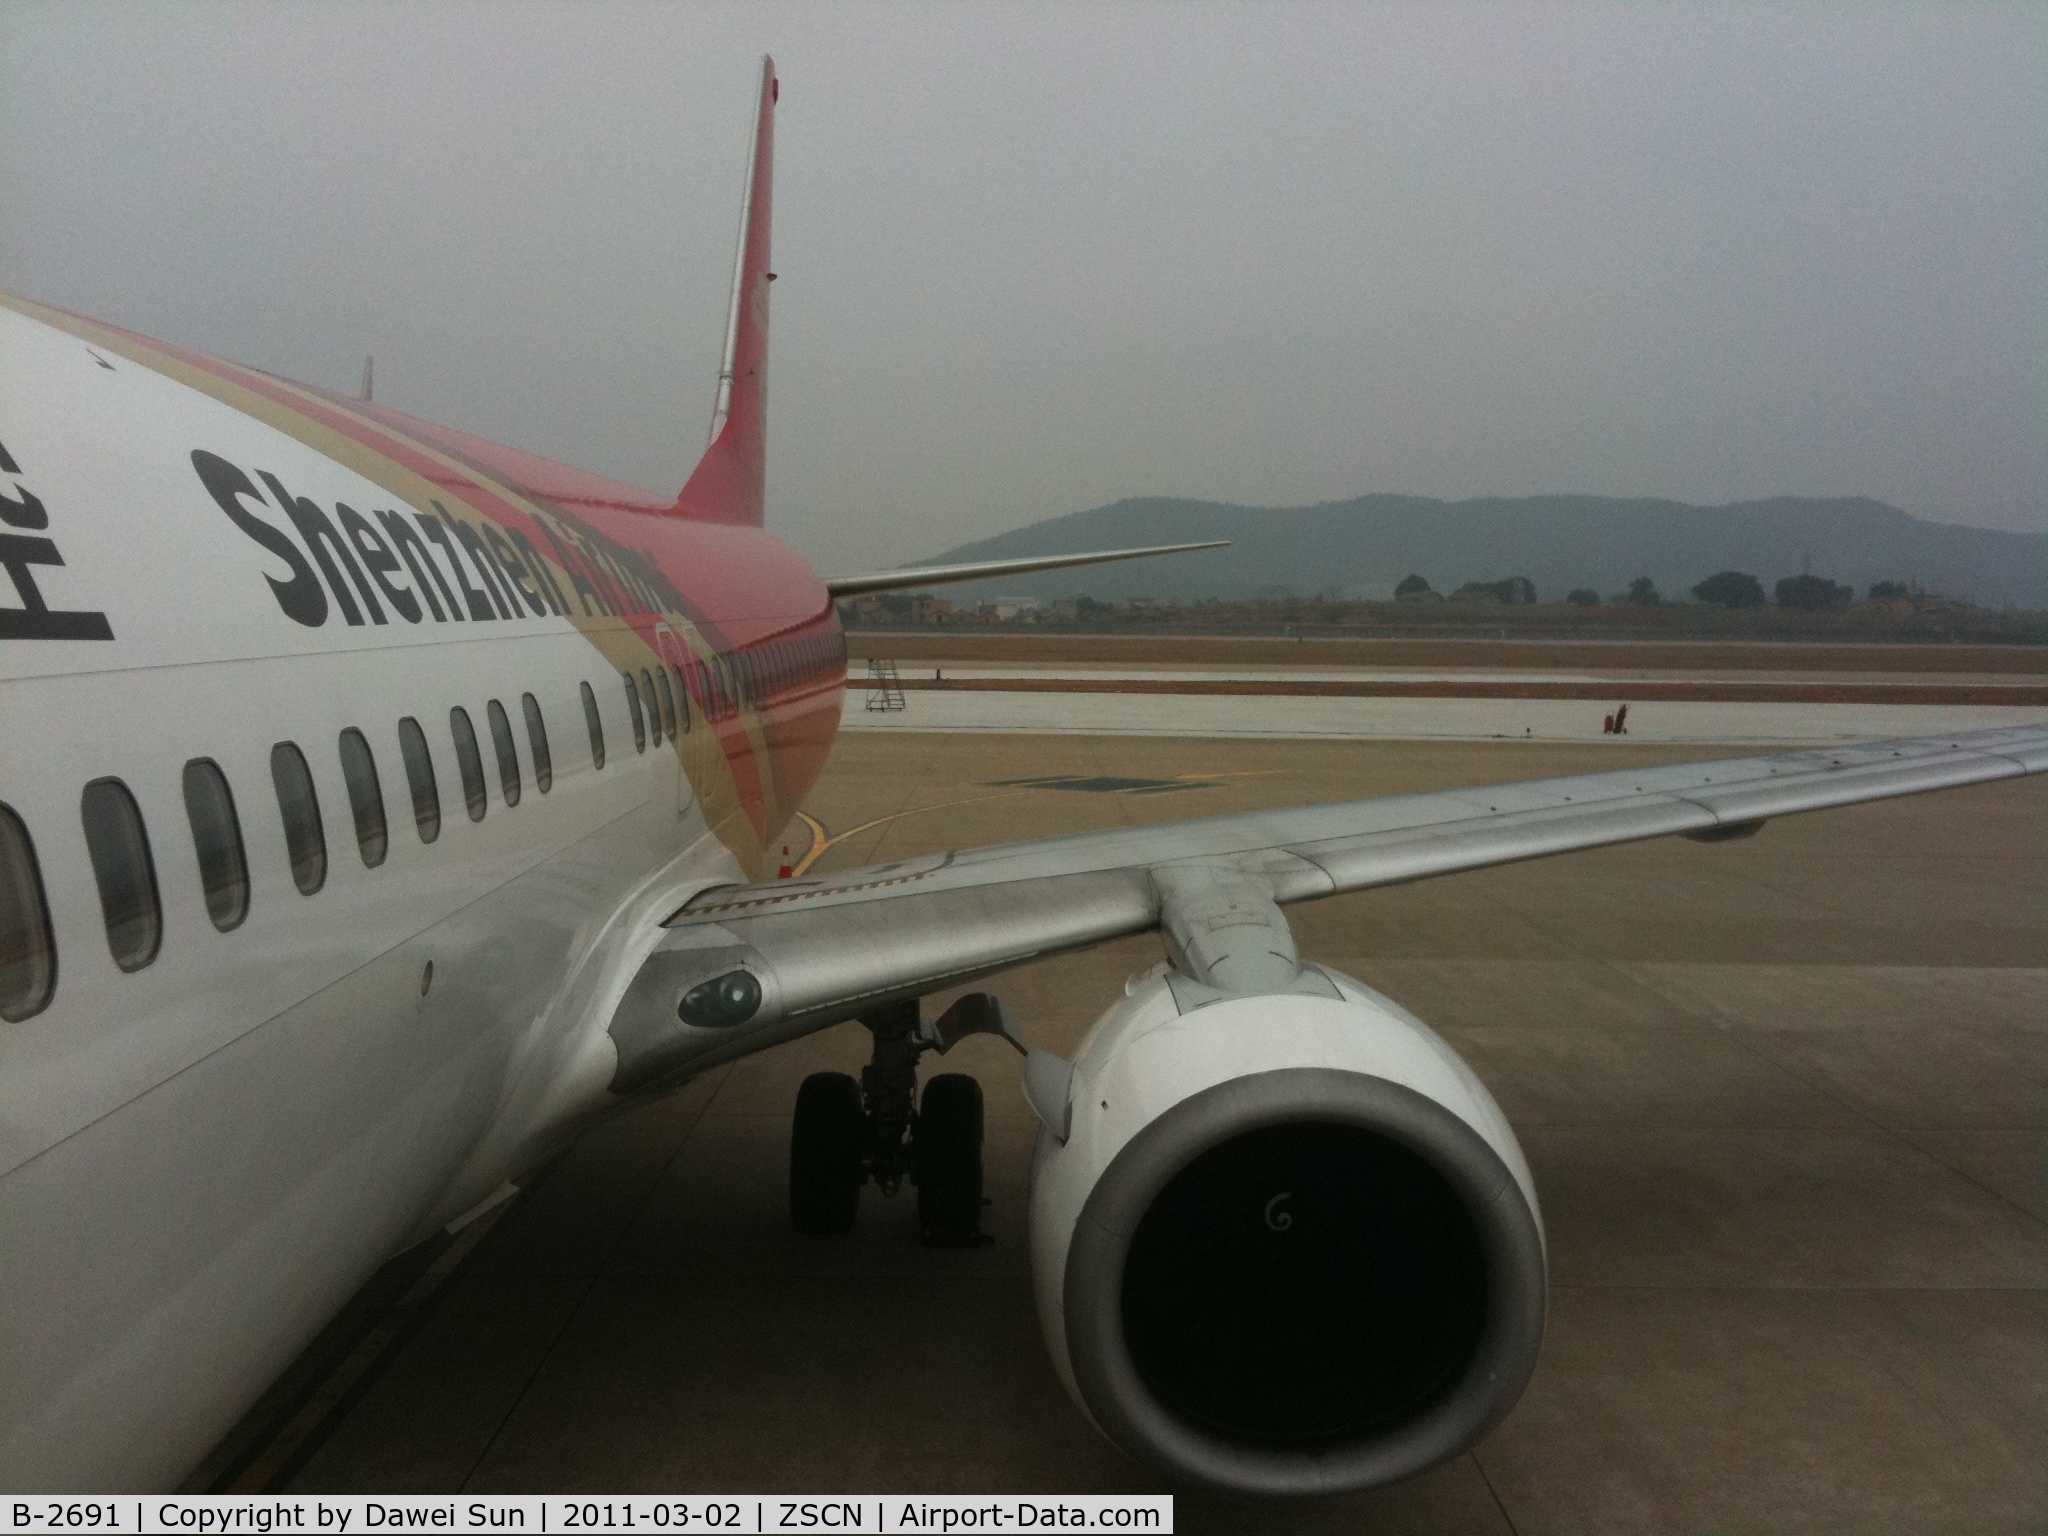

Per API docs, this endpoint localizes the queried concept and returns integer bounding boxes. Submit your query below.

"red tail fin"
[674,56,776,525]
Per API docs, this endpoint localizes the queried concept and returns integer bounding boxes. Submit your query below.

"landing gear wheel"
[790,1072,864,1234]
[917,1073,985,1246]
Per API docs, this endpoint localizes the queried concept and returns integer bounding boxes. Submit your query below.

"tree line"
[1394,571,1923,610]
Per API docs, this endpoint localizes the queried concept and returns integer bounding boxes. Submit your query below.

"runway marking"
[788,790,1036,877]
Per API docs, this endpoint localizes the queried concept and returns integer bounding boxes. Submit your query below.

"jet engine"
[1025,872,1546,1496]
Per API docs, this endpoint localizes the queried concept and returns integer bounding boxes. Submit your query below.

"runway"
[269,721,2047,1532]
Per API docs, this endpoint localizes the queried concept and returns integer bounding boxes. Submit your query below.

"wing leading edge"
[606,723,2047,1091]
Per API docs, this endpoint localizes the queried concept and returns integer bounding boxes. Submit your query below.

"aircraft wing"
[822,540,1228,599]
[607,723,2048,1091]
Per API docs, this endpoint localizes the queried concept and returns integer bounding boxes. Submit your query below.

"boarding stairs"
[864,658,906,712]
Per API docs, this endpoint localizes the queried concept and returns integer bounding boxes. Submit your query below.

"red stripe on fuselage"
[69,311,833,841]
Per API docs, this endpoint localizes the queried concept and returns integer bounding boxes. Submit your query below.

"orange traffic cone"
[777,846,793,879]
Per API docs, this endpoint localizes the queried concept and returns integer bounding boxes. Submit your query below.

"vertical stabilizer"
[674,56,776,525]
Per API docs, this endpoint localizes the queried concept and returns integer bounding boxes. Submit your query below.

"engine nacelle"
[1029,964,1545,1496]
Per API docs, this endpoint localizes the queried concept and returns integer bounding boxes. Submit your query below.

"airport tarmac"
[862,663,2045,688]
[838,684,2047,746]
[275,724,2047,1532]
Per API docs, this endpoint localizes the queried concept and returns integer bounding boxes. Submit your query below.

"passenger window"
[83,779,167,969]
[0,802,57,1020]
[580,680,606,768]
[522,693,553,792]
[623,673,646,752]
[338,728,389,867]
[269,743,327,895]
[643,671,667,749]
[398,717,442,841]
[653,667,676,738]
[449,707,488,821]
[670,665,690,733]
[181,758,250,931]
[80,781,163,972]
[487,699,522,807]
[639,669,663,746]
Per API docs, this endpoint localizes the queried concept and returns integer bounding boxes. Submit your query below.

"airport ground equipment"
[863,658,906,712]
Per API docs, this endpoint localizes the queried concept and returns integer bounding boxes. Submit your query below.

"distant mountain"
[917,495,2046,609]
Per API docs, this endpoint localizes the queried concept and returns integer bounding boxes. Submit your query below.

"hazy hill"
[918,495,2045,609]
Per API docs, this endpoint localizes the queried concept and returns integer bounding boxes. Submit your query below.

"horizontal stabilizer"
[822,540,1228,600]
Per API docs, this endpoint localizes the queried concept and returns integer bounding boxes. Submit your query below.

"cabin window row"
[0,634,845,1022]
[0,686,596,1023]
[666,630,845,733]
[621,631,844,750]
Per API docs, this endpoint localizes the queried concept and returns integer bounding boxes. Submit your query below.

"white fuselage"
[0,301,802,1489]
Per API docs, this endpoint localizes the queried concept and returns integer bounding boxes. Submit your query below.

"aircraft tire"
[790,1072,864,1234]
[917,1073,984,1246]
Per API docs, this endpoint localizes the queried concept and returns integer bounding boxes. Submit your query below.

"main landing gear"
[788,994,1021,1246]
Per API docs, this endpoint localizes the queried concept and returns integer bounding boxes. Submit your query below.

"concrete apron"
[840,689,2048,746]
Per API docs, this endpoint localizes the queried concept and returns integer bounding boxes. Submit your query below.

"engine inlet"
[1121,1121,1488,1444]
[1058,1066,1545,1495]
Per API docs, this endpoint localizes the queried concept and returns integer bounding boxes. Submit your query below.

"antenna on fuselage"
[360,355,374,402]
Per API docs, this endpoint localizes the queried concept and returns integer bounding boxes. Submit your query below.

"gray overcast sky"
[3,1,2041,570]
